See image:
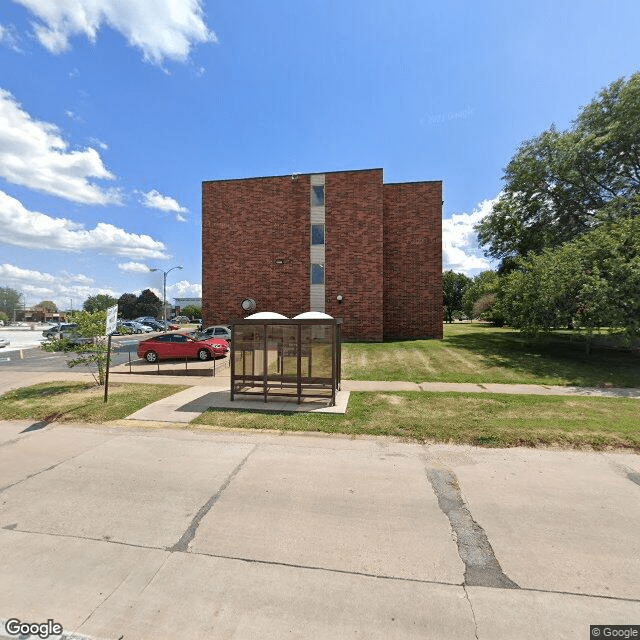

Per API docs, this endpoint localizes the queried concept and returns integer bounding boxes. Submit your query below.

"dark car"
[42,323,78,338]
[137,333,229,363]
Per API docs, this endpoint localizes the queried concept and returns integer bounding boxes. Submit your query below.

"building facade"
[202,168,442,341]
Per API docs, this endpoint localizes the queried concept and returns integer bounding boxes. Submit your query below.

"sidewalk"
[1,370,639,426]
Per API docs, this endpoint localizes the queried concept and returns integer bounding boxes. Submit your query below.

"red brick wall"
[202,170,442,341]
[324,169,384,341]
[202,175,311,325]
[383,182,443,339]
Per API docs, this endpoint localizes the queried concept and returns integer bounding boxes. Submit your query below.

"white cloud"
[0,23,22,52]
[167,279,202,299]
[0,89,120,204]
[12,0,216,65]
[118,261,151,273]
[0,262,115,310]
[0,190,170,260]
[140,189,188,222]
[442,198,497,275]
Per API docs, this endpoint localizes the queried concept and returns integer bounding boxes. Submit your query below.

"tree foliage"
[83,294,117,313]
[477,73,640,268]
[182,304,202,319]
[135,289,162,318]
[462,271,499,320]
[0,287,21,317]
[443,271,471,322]
[41,310,111,384]
[117,293,139,319]
[498,213,640,349]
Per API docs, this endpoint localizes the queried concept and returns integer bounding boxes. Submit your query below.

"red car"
[137,333,229,363]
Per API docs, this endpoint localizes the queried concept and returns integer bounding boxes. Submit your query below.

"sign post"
[104,305,118,403]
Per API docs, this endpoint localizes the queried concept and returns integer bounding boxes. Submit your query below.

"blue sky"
[1,0,639,311]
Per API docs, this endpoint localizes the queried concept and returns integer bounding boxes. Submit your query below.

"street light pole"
[149,265,183,326]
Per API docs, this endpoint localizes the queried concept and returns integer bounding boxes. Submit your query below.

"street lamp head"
[149,267,159,273]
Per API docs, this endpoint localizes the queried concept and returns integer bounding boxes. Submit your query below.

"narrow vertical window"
[311,185,324,207]
[311,263,325,285]
[311,223,325,245]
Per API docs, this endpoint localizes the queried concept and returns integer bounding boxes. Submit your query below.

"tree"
[135,289,162,318]
[117,293,138,319]
[0,287,21,317]
[499,213,640,350]
[83,294,117,313]
[477,73,640,269]
[463,271,499,320]
[443,271,471,323]
[182,304,202,320]
[33,300,57,321]
[41,310,111,384]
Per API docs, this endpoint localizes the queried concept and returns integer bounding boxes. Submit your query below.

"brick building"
[202,168,442,341]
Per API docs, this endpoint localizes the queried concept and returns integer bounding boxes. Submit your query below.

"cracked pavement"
[0,420,638,639]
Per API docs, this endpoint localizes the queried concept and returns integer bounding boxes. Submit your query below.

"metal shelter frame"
[230,317,342,405]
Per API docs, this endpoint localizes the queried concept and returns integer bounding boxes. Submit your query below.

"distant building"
[202,168,442,341]
[173,297,202,313]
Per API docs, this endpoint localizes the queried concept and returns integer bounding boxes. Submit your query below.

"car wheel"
[197,348,210,361]
[145,351,158,363]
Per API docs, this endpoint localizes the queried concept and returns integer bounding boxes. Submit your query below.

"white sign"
[105,304,118,336]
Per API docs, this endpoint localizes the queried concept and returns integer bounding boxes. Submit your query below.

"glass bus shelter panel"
[233,324,264,380]
[300,324,333,381]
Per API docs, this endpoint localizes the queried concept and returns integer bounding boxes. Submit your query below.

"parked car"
[43,323,93,346]
[136,333,229,362]
[42,323,78,339]
[171,315,191,324]
[197,325,232,341]
[0,337,9,348]
[129,321,153,333]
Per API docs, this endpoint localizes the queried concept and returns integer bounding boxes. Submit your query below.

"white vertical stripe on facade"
[310,174,325,313]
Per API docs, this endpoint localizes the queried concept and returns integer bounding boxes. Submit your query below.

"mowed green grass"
[0,382,188,423]
[193,392,640,451]
[342,323,640,387]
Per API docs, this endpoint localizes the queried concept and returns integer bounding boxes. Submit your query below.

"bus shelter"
[230,313,342,406]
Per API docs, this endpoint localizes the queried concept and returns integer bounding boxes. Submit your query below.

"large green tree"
[477,73,640,268]
[83,294,117,313]
[117,293,138,319]
[443,271,471,323]
[135,289,162,318]
[463,271,499,320]
[0,287,21,317]
[499,213,640,350]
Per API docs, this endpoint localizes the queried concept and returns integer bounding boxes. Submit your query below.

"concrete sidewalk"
[0,420,638,639]
[2,370,639,426]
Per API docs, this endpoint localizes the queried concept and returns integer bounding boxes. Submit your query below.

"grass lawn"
[192,392,640,451]
[0,382,188,423]
[342,323,640,387]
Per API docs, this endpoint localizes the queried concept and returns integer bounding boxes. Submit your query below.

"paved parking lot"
[0,420,638,639]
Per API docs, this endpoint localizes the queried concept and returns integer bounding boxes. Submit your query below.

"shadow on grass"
[443,326,640,387]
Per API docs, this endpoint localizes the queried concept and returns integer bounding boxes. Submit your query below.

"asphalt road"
[0,337,143,373]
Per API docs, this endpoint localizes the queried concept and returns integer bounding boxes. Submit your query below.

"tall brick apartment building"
[202,168,442,341]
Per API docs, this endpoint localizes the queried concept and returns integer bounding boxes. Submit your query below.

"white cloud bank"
[442,198,496,275]
[167,279,202,299]
[0,89,120,204]
[0,262,116,309]
[11,0,216,65]
[0,190,169,260]
[140,189,188,222]
[118,261,152,273]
